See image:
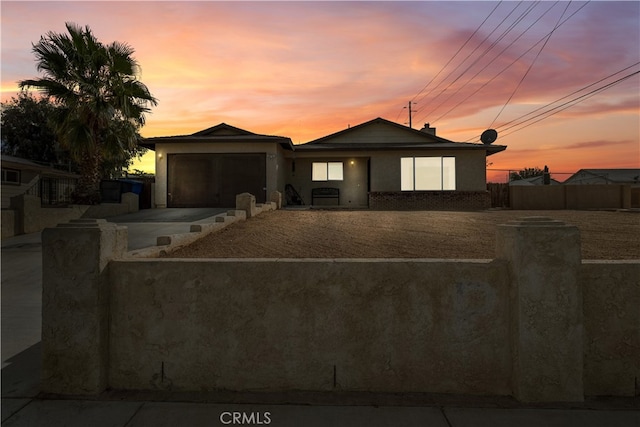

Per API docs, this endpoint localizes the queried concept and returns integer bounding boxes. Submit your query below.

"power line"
[462,66,639,142]
[425,0,560,125]
[489,1,571,128]
[413,1,526,115]
[498,70,639,138]
[432,1,591,130]
[394,1,503,123]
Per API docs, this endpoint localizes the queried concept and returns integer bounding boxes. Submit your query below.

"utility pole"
[405,101,417,128]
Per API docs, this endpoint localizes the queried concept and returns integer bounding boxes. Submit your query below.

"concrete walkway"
[2,209,639,426]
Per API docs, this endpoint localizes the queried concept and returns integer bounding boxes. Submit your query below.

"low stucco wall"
[581,261,640,397]
[1,210,16,238]
[108,259,512,395]
[40,215,640,402]
[8,194,89,236]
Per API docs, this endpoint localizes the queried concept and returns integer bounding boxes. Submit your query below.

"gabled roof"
[564,168,640,184]
[1,155,79,178]
[140,123,294,150]
[296,117,506,156]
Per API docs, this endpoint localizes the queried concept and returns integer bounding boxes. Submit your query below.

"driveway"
[1,208,227,366]
[109,208,229,251]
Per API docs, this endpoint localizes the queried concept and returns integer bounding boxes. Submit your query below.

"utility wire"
[425,1,559,125]
[395,1,503,123]
[488,1,571,128]
[413,1,525,114]
[493,61,640,133]
[462,66,639,142]
[433,0,590,132]
[498,70,639,138]
[411,1,503,104]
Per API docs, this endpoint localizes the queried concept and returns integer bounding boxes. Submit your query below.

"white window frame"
[312,162,343,181]
[401,156,456,191]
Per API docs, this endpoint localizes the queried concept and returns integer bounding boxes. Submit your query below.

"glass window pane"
[312,162,327,181]
[327,162,343,180]
[442,157,456,190]
[401,157,414,191]
[414,157,441,190]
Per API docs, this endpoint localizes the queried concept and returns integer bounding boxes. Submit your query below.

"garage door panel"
[168,154,219,207]
[167,153,265,208]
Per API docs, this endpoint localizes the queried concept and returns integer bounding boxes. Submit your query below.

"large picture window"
[401,157,455,191]
[312,162,343,181]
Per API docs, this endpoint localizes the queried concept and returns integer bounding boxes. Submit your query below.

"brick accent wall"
[369,191,490,210]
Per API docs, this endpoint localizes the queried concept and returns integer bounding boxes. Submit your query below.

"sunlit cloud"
[1,1,638,177]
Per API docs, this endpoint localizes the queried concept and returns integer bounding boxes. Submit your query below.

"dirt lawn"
[166,210,640,260]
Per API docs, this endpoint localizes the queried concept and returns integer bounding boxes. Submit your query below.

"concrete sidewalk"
[2,209,639,426]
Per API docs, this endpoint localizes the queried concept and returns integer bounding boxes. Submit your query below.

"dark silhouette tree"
[510,167,544,181]
[19,23,157,204]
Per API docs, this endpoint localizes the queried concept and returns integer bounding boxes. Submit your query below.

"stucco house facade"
[141,123,294,208]
[143,118,506,210]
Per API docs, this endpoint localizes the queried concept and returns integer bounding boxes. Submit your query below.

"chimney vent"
[421,123,436,135]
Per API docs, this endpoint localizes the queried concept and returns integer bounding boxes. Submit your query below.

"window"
[401,157,455,191]
[1,168,20,185]
[312,162,343,181]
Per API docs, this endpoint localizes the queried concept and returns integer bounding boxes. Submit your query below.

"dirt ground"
[166,209,640,260]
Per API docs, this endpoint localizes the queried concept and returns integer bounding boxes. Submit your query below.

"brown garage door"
[167,153,266,207]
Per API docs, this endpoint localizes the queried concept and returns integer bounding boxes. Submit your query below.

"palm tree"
[19,23,157,204]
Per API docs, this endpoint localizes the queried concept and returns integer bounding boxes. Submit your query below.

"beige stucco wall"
[286,154,369,207]
[154,142,284,208]
[286,149,488,204]
[581,261,640,396]
[108,258,511,394]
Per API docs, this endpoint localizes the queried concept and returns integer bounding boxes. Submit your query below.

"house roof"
[295,117,507,156]
[1,155,79,178]
[509,175,560,186]
[140,123,294,151]
[564,168,640,184]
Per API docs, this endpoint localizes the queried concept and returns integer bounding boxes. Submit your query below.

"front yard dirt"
[165,209,640,260]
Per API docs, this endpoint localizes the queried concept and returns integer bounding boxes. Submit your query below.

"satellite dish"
[481,129,498,145]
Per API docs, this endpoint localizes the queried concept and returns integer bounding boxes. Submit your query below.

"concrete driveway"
[1,208,227,365]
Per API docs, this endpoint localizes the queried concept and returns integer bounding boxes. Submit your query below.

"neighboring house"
[563,169,640,186]
[143,118,506,209]
[141,123,294,208]
[509,175,560,186]
[1,155,78,209]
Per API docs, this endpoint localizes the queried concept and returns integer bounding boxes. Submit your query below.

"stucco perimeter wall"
[581,261,640,397]
[108,259,512,395]
[510,184,631,210]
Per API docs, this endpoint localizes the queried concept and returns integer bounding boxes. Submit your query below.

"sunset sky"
[2,1,639,182]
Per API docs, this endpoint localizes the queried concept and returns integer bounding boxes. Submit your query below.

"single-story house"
[1,155,79,209]
[509,175,560,186]
[563,169,640,186]
[143,117,506,210]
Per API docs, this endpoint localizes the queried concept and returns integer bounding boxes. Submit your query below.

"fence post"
[41,219,127,394]
[496,217,584,402]
[236,192,257,218]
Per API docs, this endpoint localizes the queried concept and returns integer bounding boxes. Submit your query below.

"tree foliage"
[0,91,66,166]
[19,23,157,204]
[510,167,545,181]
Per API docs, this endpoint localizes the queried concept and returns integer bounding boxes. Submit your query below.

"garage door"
[167,153,266,207]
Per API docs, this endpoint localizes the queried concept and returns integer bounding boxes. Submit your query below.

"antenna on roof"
[480,129,498,145]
